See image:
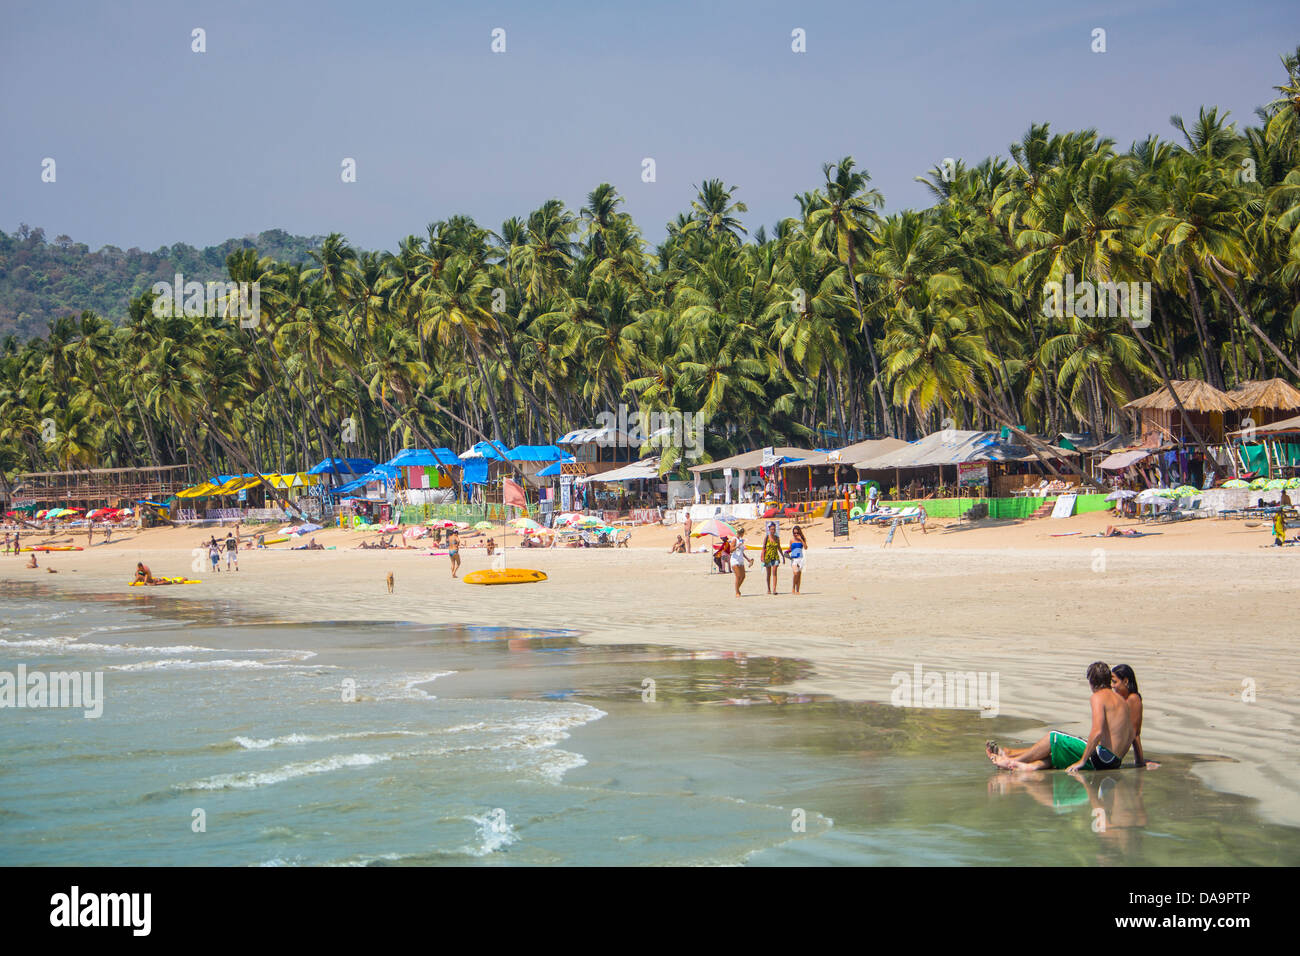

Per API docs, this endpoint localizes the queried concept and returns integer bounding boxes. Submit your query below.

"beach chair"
[897,507,922,524]
[614,530,632,547]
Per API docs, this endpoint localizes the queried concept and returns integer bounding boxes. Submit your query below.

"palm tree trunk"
[1206,259,1300,379]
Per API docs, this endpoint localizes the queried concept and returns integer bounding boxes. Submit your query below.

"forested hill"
[0,226,326,339]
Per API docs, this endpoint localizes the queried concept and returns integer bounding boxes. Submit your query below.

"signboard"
[560,475,573,512]
[958,461,988,487]
[832,506,849,538]
[1050,493,1077,518]
[883,517,899,547]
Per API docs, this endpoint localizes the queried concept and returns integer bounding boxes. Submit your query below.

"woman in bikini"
[448,529,461,577]
[786,525,808,594]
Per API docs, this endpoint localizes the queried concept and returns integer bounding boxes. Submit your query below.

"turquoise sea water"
[1,582,1296,866]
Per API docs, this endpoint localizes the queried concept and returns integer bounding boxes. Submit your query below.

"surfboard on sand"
[463,569,548,586]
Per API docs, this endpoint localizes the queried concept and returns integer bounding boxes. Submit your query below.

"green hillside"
[0,226,325,339]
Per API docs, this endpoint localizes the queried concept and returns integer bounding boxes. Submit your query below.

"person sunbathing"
[986,662,1134,772]
[1102,525,1141,537]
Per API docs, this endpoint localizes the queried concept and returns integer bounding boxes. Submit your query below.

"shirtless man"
[986,662,1134,773]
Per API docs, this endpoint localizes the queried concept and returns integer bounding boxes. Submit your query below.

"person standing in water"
[787,525,807,595]
[448,528,461,577]
[761,521,783,595]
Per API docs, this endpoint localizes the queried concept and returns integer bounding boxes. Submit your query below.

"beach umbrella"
[1288,478,1300,489]
[511,517,543,531]
[576,515,603,528]
[455,522,471,530]
[1249,477,1269,490]
[473,520,494,531]
[1104,490,1137,501]
[1223,478,1250,489]
[1135,489,1165,504]
[1172,485,1200,497]
[1266,478,1289,490]
[692,518,738,538]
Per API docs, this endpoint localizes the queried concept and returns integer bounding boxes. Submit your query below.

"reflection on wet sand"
[989,770,1151,859]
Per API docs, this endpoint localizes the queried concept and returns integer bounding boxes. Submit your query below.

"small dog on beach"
[386,571,394,594]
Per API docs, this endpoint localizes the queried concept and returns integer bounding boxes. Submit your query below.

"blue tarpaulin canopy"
[386,448,463,469]
[506,444,567,462]
[535,456,575,478]
[333,464,399,496]
[307,457,376,476]
[459,442,508,461]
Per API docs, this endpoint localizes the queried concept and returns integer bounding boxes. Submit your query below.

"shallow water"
[0,582,1295,865]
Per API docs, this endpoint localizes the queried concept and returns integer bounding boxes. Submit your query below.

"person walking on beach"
[1274,508,1286,546]
[208,537,221,573]
[986,663,1133,773]
[730,529,753,597]
[224,532,239,571]
[683,513,692,553]
[448,528,461,577]
[787,525,807,594]
[761,521,783,595]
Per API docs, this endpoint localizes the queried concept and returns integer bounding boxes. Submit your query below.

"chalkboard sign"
[832,507,849,537]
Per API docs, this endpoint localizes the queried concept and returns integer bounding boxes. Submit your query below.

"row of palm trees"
[3,49,1299,487]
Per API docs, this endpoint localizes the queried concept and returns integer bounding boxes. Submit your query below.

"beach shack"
[853,430,1078,499]
[779,438,909,504]
[1122,380,1241,445]
[385,448,462,502]
[686,447,816,512]
[556,425,638,479]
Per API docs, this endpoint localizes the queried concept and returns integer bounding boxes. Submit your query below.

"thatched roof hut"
[1122,380,1241,443]
[1123,380,1242,413]
[1229,378,1300,426]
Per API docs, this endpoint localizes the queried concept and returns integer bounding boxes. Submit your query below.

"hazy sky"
[3,0,1296,253]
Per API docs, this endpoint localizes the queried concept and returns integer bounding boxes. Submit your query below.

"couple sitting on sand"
[986,662,1153,773]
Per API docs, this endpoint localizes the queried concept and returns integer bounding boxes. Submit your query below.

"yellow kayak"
[262,536,289,545]
[130,577,202,586]
[463,569,548,586]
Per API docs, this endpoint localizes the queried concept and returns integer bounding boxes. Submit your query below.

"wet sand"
[5,507,1298,830]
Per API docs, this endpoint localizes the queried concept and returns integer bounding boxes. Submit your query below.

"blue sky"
[2,0,1296,253]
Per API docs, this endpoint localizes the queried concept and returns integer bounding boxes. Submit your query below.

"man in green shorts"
[985,662,1134,773]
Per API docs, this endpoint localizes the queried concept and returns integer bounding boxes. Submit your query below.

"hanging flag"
[503,477,526,508]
